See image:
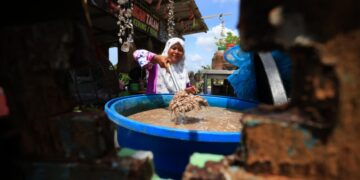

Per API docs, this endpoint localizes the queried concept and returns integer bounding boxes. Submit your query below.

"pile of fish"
[169,90,208,116]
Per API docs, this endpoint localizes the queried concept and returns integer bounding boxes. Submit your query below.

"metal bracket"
[258,52,288,105]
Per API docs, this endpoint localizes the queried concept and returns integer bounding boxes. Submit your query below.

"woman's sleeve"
[133,49,159,94]
[133,49,156,68]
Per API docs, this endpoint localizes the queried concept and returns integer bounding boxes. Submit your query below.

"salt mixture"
[127,106,244,132]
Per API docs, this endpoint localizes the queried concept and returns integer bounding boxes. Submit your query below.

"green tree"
[201,65,211,70]
[215,32,239,49]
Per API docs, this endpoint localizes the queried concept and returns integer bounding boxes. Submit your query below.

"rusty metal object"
[183,1,360,180]
[258,52,288,105]
[231,0,360,178]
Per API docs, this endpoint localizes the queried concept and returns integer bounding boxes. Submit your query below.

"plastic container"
[104,94,257,179]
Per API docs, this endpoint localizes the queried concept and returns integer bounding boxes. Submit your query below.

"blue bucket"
[105,94,257,179]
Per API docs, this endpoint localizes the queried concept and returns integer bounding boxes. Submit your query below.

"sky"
[184,0,240,72]
[109,0,240,72]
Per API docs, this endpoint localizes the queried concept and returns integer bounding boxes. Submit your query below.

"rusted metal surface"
[183,151,302,180]
[241,118,336,178]
[238,0,360,51]
[235,0,359,179]
[183,0,360,179]
[237,13,360,180]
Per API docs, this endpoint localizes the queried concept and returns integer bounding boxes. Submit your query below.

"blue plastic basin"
[105,94,257,179]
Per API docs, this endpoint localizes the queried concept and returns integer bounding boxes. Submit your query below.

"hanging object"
[167,0,175,38]
[201,13,232,38]
[219,14,225,37]
[117,0,134,52]
[121,41,130,52]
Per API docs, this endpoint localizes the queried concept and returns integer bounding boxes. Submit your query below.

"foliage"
[224,32,240,45]
[119,73,131,84]
[118,91,130,97]
[215,32,239,49]
[191,65,212,93]
[201,65,211,70]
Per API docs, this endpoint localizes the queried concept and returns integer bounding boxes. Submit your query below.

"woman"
[133,37,197,94]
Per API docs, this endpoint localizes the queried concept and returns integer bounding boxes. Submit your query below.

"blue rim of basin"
[105,94,257,143]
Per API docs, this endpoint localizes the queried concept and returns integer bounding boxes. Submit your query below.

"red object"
[0,87,9,116]
[108,1,119,13]
[226,43,235,49]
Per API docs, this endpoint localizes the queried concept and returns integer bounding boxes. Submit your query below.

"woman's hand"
[185,86,198,94]
[153,55,170,68]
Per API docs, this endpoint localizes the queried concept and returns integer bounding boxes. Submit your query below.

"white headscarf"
[156,37,189,93]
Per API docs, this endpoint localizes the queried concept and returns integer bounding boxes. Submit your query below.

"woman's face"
[167,43,184,64]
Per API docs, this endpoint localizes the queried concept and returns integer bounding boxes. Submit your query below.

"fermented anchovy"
[169,91,208,116]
